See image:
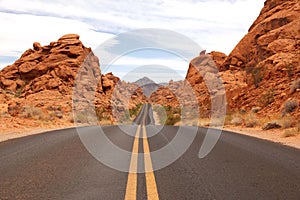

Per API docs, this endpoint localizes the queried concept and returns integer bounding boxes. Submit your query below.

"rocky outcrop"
[222,0,300,116]
[224,0,299,71]
[151,53,227,118]
[0,34,147,124]
[0,34,100,96]
[181,0,300,118]
[208,51,227,71]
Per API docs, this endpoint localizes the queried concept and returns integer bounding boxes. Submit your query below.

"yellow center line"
[125,105,159,200]
[124,125,141,200]
[143,125,160,200]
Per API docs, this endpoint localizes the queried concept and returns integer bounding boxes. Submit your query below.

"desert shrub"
[259,88,275,107]
[74,113,88,123]
[22,106,44,120]
[48,111,64,120]
[129,103,143,118]
[119,112,131,124]
[290,78,300,93]
[282,128,300,138]
[231,116,243,126]
[282,99,298,114]
[164,106,181,125]
[46,105,62,111]
[165,113,181,125]
[154,105,181,125]
[280,116,293,129]
[262,120,282,130]
[244,113,258,128]
[96,107,111,121]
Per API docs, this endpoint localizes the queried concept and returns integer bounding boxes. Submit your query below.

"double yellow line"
[125,106,159,200]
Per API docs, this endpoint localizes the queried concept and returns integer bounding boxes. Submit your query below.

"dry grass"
[231,116,243,126]
[244,113,258,128]
[98,119,113,125]
[280,116,293,129]
[21,106,44,120]
[282,128,300,138]
[198,118,211,127]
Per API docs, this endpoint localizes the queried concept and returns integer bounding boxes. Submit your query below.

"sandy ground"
[1,116,299,150]
[0,124,77,142]
[223,126,300,149]
[152,111,161,125]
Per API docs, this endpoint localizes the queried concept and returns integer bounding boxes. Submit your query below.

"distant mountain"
[134,77,156,86]
[134,77,160,97]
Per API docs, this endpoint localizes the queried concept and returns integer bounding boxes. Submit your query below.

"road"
[0,104,300,199]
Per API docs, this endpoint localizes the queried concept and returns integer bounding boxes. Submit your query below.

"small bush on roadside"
[96,107,111,121]
[22,106,44,120]
[165,113,181,125]
[282,99,298,114]
[154,105,181,125]
[282,128,300,138]
[231,116,243,126]
[280,116,293,129]
[129,103,143,118]
[119,112,131,124]
[244,113,258,128]
[74,112,89,123]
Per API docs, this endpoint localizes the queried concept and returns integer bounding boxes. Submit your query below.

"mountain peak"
[134,76,156,86]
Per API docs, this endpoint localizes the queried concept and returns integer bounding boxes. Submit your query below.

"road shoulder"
[222,126,300,149]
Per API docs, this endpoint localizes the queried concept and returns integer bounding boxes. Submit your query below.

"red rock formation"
[0,34,100,96]
[181,0,299,118]
[222,0,300,116]
[0,34,147,124]
[152,0,300,119]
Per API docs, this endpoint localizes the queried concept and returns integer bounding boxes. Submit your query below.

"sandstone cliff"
[0,34,146,125]
[222,0,300,117]
[151,0,299,122]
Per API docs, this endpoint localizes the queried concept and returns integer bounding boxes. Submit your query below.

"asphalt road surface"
[1,105,300,199]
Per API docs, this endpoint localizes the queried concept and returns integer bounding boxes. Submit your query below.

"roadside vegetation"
[129,103,143,118]
[153,105,181,125]
[119,103,143,124]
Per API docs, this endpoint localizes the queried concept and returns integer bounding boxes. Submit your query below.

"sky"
[0,0,264,82]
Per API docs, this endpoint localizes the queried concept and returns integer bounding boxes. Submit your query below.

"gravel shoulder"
[223,126,300,149]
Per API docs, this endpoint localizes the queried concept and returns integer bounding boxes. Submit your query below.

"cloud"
[0,0,264,79]
[102,53,189,83]
[0,11,114,68]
